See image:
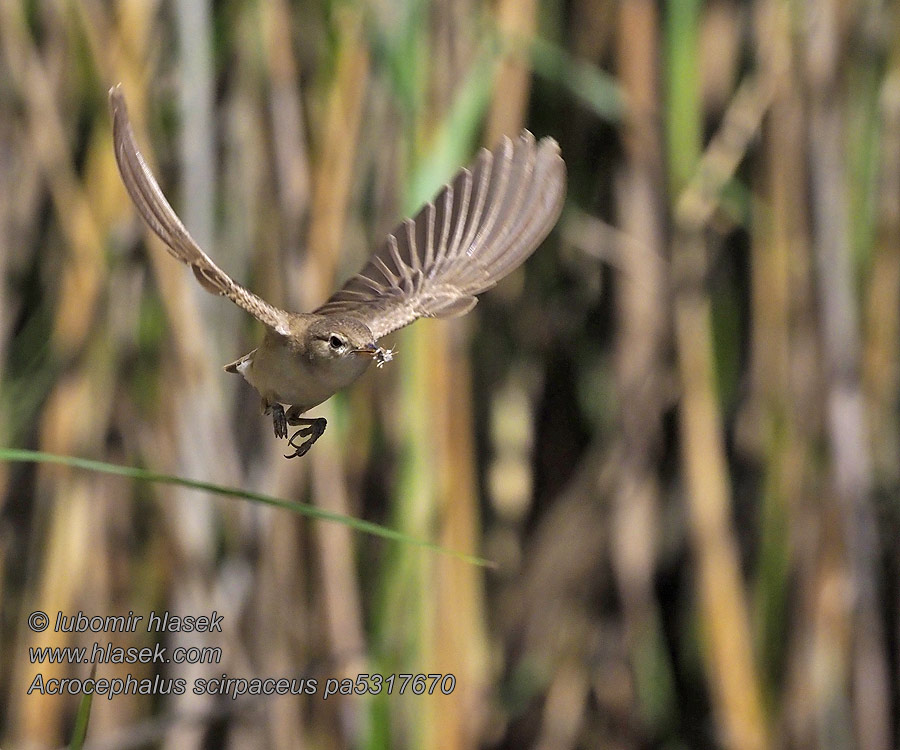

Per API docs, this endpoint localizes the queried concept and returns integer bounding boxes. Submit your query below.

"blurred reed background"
[1,0,899,748]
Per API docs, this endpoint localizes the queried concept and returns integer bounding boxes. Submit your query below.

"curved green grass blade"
[68,665,96,750]
[0,449,494,568]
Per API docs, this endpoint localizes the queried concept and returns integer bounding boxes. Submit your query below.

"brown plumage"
[110,88,292,336]
[316,130,566,339]
[109,84,566,457]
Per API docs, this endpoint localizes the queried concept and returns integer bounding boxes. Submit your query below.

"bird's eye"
[329,335,344,350]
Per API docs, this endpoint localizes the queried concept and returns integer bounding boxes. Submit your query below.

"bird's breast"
[240,339,368,411]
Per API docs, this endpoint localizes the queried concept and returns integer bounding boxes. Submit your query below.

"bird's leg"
[264,401,288,439]
[284,406,326,459]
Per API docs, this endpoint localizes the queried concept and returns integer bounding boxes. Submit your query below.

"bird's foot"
[284,418,327,459]
[269,403,288,439]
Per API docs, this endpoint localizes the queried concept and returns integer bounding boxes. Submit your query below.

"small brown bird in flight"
[109,85,565,457]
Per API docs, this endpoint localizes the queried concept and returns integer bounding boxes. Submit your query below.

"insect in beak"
[351,344,395,368]
[374,347,395,368]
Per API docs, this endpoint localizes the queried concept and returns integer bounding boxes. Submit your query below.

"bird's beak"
[352,343,395,367]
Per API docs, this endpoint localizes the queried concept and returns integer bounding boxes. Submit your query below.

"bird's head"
[305,317,379,384]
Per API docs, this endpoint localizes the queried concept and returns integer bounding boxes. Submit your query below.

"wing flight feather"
[109,85,291,336]
[316,131,566,340]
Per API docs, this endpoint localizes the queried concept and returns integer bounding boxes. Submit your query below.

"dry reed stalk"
[511,445,613,745]
[804,1,890,746]
[428,327,491,747]
[0,121,40,398]
[863,71,900,483]
[9,476,96,743]
[485,0,537,145]
[674,73,774,232]
[261,0,311,293]
[399,4,516,745]
[611,0,673,731]
[749,0,796,467]
[371,39,497,737]
[671,235,768,750]
[668,3,768,741]
[255,523,310,748]
[174,0,222,360]
[9,356,121,743]
[415,3,498,744]
[0,87,43,510]
[430,0,480,120]
[750,3,823,742]
[380,320,436,747]
[174,0,214,257]
[0,6,128,743]
[861,68,900,737]
[0,3,106,357]
[305,6,370,303]
[672,257,769,750]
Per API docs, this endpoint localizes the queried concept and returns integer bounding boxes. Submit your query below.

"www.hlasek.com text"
[29,641,222,666]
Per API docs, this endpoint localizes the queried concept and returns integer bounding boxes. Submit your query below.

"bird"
[109,85,566,458]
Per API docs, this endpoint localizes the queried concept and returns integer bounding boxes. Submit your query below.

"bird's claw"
[283,418,326,459]
[271,404,288,439]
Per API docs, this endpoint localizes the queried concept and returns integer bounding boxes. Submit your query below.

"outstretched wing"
[315,131,566,341]
[109,85,291,336]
